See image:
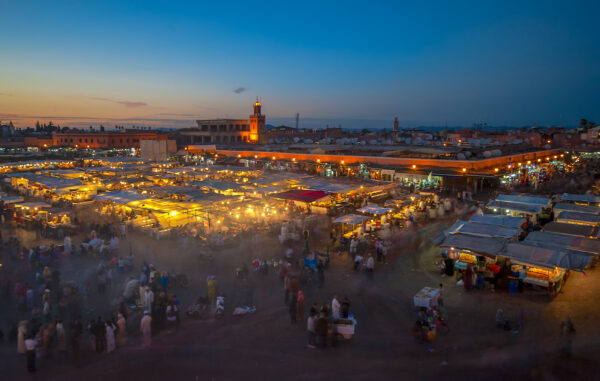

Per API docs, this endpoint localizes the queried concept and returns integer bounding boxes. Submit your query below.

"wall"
[216,149,565,172]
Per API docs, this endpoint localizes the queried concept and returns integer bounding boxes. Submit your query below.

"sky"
[1,0,599,130]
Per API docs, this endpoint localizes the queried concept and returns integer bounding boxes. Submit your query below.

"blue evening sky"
[1,0,599,129]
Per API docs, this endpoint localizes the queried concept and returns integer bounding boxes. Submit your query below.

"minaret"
[393,117,399,132]
[249,97,266,144]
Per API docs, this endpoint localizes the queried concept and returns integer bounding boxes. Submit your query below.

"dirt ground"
[1,212,600,381]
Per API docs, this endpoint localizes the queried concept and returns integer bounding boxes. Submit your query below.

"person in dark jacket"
[315,313,328,348]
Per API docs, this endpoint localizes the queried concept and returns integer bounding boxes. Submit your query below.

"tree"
[35,121,41,131]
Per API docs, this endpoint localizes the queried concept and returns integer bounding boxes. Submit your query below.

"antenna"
[295,113,299,129]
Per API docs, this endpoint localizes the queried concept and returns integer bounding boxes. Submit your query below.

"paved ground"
[1,212,600,381]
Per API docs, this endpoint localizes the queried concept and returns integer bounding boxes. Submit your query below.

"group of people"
[306,295,351,349]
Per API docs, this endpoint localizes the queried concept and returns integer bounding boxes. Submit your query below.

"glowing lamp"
[494,168,499,172]
[317,159,321,163]
[412,164,416,169]
[462,168,467,172]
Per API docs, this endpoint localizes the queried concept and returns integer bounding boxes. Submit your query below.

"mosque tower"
[249,97,266,144]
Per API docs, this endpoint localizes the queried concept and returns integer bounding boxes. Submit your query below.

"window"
[79,139,82,143]
[70,139,73,143]
[91,139,94,143]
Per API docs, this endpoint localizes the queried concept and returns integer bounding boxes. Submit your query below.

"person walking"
[341,295,350,319]
[116,313,126,347]
[56,319,67,353]
[166,301,178,331]
[365,254,375,275]
[105,319,116,354]
[306,312,316,349]
[17,320,27,354]
[316,262,325,289]
[206,276,217,306]
[297,291,305,322]
[25,335,38,373]
[71,316,83,356]
[331,296,341,319]
[315,313,328,348]
[289,292,298,324]
[140,311,152,348]
[144,286,154,312]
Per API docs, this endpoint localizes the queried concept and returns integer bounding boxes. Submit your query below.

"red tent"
[272,190,330,203]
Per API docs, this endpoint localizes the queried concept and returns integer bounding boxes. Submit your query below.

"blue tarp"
[504,243,593,272]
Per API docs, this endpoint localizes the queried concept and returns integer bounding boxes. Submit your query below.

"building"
[177,119,251,145]
[51,130,168,149]
[249,98,267,144]
[175,99,267,146]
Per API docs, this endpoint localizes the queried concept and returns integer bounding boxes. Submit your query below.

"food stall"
[542,222,600,239]
[332,214,369,238]
[555,211,600,227]
[357,205,393,231]
[502,243,593,294]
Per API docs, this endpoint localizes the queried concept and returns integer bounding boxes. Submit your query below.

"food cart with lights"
[501,243,593,295]
[13,202,52,228]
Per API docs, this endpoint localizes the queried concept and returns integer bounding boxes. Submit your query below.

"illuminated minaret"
[249,97,266,144]
[393,117,399,132]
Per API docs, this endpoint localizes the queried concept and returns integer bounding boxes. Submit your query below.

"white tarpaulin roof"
[561,193,600,204]
[469,214,526,229]
[487,200,543,214]
[357,206,393,215]
[556,211,600,226]
[524,231,600,255]
[496,194,551,207]
[333,214,369,224]
[553,202,600,216]
[504,243,592,272]
[1,196,25,204]
[94,190,150,205]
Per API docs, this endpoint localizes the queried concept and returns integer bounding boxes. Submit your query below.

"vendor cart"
[413,287,441,309]
[331,316,357,339]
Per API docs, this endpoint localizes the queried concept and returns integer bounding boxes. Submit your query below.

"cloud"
[0,113,21,118]
[233,87,247,94]
[87,96,147,107]
[0,93,13,96]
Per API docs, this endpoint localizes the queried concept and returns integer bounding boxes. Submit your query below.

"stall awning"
[271,190,330,203]
[94,190,150,205]
[487,200,543,214]
[15,202,51,209]
[524,231,600,255]
[445,220,522,239]
[496,194,551,207]
[437,233,506,257]
[189,180,241,191]
[504,243,593,272]
[469,214,526,229]
[553,202,600,216]
[333,214,369,224]
[1,196,25,204]
[542,222,600,239]
[556,211,600,226]
[561,193,600,204]
[357,206,393,215]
